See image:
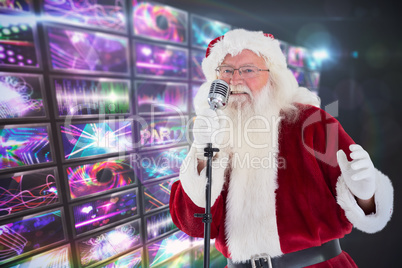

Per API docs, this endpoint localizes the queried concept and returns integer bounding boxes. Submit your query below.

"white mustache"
[229,85,252,95]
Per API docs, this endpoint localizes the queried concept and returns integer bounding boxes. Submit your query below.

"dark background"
[161,0,401,267]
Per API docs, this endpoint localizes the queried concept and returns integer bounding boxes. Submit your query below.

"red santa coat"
[169,104,393,267]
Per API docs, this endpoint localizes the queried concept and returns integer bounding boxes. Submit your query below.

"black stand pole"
[194,143,219,268]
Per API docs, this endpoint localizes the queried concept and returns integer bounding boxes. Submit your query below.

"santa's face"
[219,49,270,103]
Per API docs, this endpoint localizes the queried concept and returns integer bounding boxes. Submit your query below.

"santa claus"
[169,29,393,267]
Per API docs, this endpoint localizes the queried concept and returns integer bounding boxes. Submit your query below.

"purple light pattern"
[0,210,65,264]
[43,0,126,32]
[0,15,39,68]
[78,221,141,267]
[135,42,188,79]
[287,46,306,68]
[143,178,177,213]
[0,169,58,217]
[0,125,52,170]
[133,1,187,44]
[0,73,45,119]
[53,77,130,117]
[191,49,206,81]
[136,81,188,115]
[0,0,31,12]
[73,189,137,235]
[47,26,129,74]
[61,120,132,160]
[66,157,136,199]
[140,117,186,148]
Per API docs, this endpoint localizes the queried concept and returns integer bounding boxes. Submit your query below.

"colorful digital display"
[0,210,65,265]
[0,124,52,171]
[46,25,129,75]
[101,249,142,268]
[289,66,306,86]
[77,220,141,267]
[287,46,307,68]
[8,245,71,268]
[146,209,177,242]
[60,120,132,160]
[191,14,230,49]
[147,231,191,267]
[140,116,187,149]
[191,49,206,81]
[66,156,137,200]
[143,178,178,213]
[0,14,40,68]
[52,76,130,117]
[43,0,127,32]
[0,0,31,12]
[133,0,187,44]
[0,72,46,119]
[304,51,320,70]
[305,71,320,89]
[137,146,188,183]
[72,189,138,236]
[0,168,59,218]
[136,81,188,115]
[134,41,188,79]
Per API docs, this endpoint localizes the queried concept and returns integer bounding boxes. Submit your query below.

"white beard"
[218,83,285,261]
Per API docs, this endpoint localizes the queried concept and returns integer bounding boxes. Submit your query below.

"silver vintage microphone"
[207,79,230,111]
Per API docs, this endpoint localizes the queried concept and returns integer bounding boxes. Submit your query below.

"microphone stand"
[194,142,219,268]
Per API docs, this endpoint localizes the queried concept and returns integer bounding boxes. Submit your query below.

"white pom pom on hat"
[201,28,288,81]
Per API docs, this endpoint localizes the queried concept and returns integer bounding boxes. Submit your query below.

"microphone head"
[207,79,230,110]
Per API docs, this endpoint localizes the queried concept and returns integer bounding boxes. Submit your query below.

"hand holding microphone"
[193,80,230,158]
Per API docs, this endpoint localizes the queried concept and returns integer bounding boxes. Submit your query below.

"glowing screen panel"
[0,168,59,218]
[66,156,137,200]
[134,41,188,79]
[60,120,132,160]
[0,124,52,171]
[0,210,65,265]
[72,189,138,236]
[139,116,187,149]
[137,146,188,183]
[146,209,177,242]
[147,231,191,267]
[133,0,187,44]
[191,14,230,49]
[136,81,188,115]
[0,14,40,68]
[289,67,306,86]
[77,220,141,267]
[52,77,130,117]
[143,177,178,213]
[191,49,206,81]
[43,0,127,32]
[46,25,129,75]
[0,72,46,119]
[0,0,31,12]
[8,245,71,268]
[287,46,306,68]
[101,249,142,268]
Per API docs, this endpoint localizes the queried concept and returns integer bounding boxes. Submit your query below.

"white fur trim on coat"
[179,146,229,208]
[202,29,287,81]
[336,168,393,233]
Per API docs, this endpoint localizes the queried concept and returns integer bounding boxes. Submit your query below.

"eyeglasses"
[215,66,270,79]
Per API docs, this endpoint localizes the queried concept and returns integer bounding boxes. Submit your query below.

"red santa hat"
[201,28,288,81]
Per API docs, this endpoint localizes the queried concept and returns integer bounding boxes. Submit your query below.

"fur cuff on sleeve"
[336,168,393,233]
[179,146,229,208]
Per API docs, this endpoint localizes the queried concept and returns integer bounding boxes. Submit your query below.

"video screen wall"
[0,1,320,267]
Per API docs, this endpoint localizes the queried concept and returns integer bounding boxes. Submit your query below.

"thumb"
[336,150,350,171]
